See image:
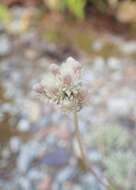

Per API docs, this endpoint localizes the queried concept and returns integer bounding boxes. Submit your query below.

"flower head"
[33,57,89,112]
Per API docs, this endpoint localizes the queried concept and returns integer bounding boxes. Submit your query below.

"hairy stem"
[73,111,88,170]
[73,111,116,189]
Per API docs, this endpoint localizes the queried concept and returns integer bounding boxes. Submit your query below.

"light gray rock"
[9,136,22,153]
[27,168,44,181]
[107,96,134,116]
[88,150,102,162]
[92,41,103,50]
[93,57,105,73]
[46,134,57,146]
[81,174,104,190]
[56,167,76,182]
[120,42,136,54]
[17,119,30,132]
[0,35,11,56]
[18,177,32,190]
[83,70,95,82]
[107,57,121,70]
[17,141,41,174]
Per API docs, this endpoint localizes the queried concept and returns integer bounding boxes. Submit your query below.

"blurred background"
[0,0,136,190]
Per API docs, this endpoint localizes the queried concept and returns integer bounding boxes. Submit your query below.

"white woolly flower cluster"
[33,57,88,112]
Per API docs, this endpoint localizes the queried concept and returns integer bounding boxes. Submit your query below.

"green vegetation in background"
[45,0,86,19]
[0,4,10,23]
[45,0,136,25]
[87,124,136,189]
[45,0,110,19]
[66,0,86,19]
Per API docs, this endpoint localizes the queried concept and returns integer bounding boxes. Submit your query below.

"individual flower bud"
[73,64,82,75]
[65,57,82,80]
[33,83,44,94]
[78,87,89,104]
[49,64,60,75]
[66,57,82,70]
[49,87,59,97]
[41,73,58,91]
[66,57,79,66]
[63,74,72,86]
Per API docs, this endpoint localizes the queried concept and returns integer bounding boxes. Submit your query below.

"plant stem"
[73,111,116,189]
[73,111,88,170]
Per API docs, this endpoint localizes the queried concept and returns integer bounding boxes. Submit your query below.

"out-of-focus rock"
[93,57,105,73]
[62,183,82,190]
[2,148,10,159]
[107,57,121,70]
[24,100,41,123]
[55,166,76,183]
[81,173,103,190]
[53,181,82,190]
[88,150,102,162]
[38,175,52,190]
[9,136,21,153]
[17,141,41,173]
[6,7,34,34]
[18,177,32,190]
[27,169,44,181]
[0,35,11,56]
[120,42,136,54]
[117,1,136,23]
[17,118,30,132]
[92,41,103,50]
[107,96,134,116]
[41,148,71,166]
[83,70,95,83]
[54,123,70,140]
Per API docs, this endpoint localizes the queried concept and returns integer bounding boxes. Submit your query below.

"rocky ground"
[0,6,136,190]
